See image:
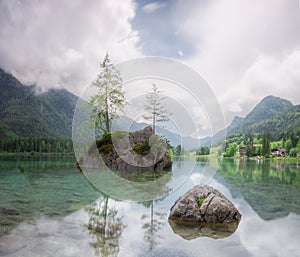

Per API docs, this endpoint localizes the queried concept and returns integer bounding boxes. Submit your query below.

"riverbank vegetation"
[221,131,300,160]
[0,137,73,154]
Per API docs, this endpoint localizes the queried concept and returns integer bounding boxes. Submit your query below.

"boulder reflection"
[168,220,239,240]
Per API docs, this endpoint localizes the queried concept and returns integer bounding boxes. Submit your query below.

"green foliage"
[0,137,73,153]
[198,197,205,206]
[228,96,300,141]
[261,132,271,157]
[196,146,210,155]
[225,134,244,147]
[297,140,300,153]
[98,144,114,154]
[133,139,151,156]
[285,139,293,154]
[96,132,114,154]
[143,84,172,133]
[218,97,300,156]
[172,145,182,156]
[0,69,78,139]
[89,53,125,133]
[223,142,238,157]
[96,132,112,147]
[244,133,255,157]
[289,148,298,157]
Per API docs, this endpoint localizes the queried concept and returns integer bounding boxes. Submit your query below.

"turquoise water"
[0,157,300,256]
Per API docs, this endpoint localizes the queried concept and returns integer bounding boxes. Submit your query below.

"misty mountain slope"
[1,68,299,146]
[0,68,203,149]
[0,68,78,138]
[226,95,299,140]
[211,116,244,146]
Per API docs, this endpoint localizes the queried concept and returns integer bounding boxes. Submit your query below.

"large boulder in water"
[168,185,241,224]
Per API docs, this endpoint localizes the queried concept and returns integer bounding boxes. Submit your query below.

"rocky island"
[77,126,172,172]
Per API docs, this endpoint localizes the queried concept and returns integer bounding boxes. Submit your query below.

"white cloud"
[177,50,183,57]
[173,0,300,124]
[142,2,167,13]
[0,0,142,95]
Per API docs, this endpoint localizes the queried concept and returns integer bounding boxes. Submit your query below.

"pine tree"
[143,84,172,134]
[261,132,270,157]
[89,53,125,133]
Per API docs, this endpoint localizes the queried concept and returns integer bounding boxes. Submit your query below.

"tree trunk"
[105,93,110,132]
[152,105,156,134]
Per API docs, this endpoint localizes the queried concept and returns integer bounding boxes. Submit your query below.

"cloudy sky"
[1,0,300,131]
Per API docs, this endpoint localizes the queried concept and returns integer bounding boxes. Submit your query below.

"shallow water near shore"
[0,156,299,257]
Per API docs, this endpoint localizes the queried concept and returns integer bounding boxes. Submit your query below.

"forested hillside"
[0,68,78,139]
[222,96,300,157]
[228,96,300,141]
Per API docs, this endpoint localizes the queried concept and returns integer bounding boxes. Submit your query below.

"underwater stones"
[0,234,26,256]
[3,207,20,216]
[66,199,80,204]
[16,199,31,204]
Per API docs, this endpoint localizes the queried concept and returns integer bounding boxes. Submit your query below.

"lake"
[0,156,299,257]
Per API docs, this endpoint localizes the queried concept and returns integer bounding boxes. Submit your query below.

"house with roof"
[271,148,286,157]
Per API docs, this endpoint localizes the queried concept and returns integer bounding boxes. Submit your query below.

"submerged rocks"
[169,184,241,226]
[3,207,20,216]
[0,234,26,256]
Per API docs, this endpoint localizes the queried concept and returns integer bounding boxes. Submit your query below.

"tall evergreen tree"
[89,53,125,133]
[244,133,254,157]
[143,84,172,134]
[261,132,270,157]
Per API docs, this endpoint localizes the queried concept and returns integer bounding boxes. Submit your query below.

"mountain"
[0,68,78,138]
[210,116,244,146]
[0,68,202,149]
[3,67,297,147]
[225,95,299,140]
[232,96,293,132]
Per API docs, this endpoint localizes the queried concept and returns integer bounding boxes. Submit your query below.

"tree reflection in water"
[141,200,166,251]
[85,196,125,257]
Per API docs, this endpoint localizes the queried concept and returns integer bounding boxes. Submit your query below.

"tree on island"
[89,53,125,133]
[143,84,172,134]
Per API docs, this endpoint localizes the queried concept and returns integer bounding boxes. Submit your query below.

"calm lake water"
[0,156,300,257]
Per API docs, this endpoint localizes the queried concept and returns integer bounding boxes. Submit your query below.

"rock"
[78,126,172,172]
[168,185,241,224]
[45,211,63,217]
[66,199,80,204]
[36,220,59,237]
[0,234,26,255]
[16,198,31,204]
[3,207,20,215]
[0,219,15,226]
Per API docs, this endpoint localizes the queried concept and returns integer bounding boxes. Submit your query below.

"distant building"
[271,148,286,157]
